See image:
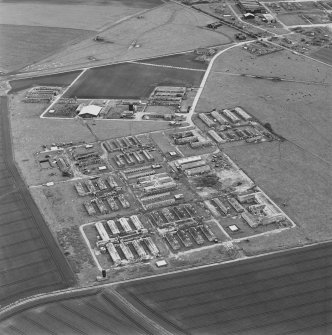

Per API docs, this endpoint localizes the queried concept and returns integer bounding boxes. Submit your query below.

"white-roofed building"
[78,105,102,118]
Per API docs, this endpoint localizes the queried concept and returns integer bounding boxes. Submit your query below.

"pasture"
[65,62,204,99]
[0,24,91,73]
[23,2,228,74]
[0,1,163,30]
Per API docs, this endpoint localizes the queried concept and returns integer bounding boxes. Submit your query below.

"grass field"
[9,71,81,93]
[0,96,75,307]
[0,24,92,73]
[225,141,332,253]
[0,1,163,30]
[119,242,332,335]
[24,2,232,73]
[311,46,332,65]
[277,13,308,25]
[65,62,204,99]
[195,45,332,252]
[139,52,209,69]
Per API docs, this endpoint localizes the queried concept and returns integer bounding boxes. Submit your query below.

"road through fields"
[0,96,75,307]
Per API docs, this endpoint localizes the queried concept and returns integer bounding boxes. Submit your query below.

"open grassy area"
[225,141,332,252]
[8,92,95,185]
[0,24,92,73]
[23,2,232,73]
[0,1,163,30]
[9,70,81,93]
[140,52,209,70]
[195,45,332,252]
[277,13,308,25]
[65,62,204,99]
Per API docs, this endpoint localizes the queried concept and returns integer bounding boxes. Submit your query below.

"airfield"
[0,0,332,333]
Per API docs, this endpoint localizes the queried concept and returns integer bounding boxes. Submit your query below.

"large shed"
[78,105,102,117]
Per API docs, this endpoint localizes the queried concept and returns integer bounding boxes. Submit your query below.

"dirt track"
[0,96,75,307]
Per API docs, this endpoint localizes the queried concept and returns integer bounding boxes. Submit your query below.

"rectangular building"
[143,237,159,256]
[119,217,132,233]
[95,221,109,242]
[208,130,226,143]
[106,243,122,265]
[199,113,215,127]
[234,107,252,121]
[228,197,245,213]
[107,220,120,236]
[186,165,211,176]
[211,110,229,124]
[130,215,144,230]
[223,109,241,123]
[177,155,202,166]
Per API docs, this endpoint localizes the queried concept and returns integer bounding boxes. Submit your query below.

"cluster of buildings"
[24,86,61,103]
[94,216,160,266]
[149,86,186,108]
[146,203,217,251]
[175,156,211,176]
[172,130,213,148]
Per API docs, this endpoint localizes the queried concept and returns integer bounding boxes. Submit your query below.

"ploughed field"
[2,242,332,334]
[0,97,74,307]
[0,289,157,335]
[119,242,332,335]
[311,47,332,65]
[65,62,204,99]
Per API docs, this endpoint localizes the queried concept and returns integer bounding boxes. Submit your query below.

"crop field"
[0,24,92,73]
[119,242,332,335]
[9,70,81,93]
[65,62,204,99]
[1,242,332,334]
[0,97,75,307]
[140,52,209,70]
[311,46,332,65]
[0,289,160,334]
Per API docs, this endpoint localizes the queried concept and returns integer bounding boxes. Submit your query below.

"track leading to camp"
[0,96,75,307]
